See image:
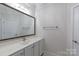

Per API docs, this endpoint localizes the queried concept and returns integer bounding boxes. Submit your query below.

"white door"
[73,6,79,56]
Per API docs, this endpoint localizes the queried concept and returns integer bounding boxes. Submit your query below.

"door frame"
[71,4,79,55]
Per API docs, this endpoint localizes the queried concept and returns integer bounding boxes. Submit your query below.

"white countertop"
[0,36,43,56]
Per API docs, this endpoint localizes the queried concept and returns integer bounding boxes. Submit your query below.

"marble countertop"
[0,36,43,56]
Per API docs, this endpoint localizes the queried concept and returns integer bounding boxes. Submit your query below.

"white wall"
[35,3,76,55]
[6,3,36,16]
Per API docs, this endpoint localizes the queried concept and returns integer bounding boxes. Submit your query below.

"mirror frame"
[0,3,36,40]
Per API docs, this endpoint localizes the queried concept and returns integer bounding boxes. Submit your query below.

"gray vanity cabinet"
[25,39,44,56]
[11,39,44,56]
[25,40,43,56]
[25,42,40,56]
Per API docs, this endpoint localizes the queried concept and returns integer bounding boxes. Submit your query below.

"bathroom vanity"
[0,4,44,56]
[0,36,44,56]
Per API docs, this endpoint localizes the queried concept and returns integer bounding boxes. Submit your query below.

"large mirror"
[0,3,36,40]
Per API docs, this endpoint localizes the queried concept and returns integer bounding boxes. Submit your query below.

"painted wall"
[6,3,36,16]
[35,3,76,55]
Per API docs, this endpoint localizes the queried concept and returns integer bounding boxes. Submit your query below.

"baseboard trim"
[44,49,74,56]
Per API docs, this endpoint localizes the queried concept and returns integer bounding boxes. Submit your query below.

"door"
[0,14,2,40]
[73,6,79,56]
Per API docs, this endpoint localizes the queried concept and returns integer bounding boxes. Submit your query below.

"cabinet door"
[25,45,34,56]
[11,49,25,56]
[33,42,40,56]
[39,39,44,56]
